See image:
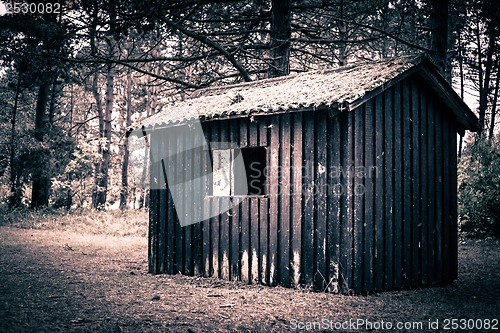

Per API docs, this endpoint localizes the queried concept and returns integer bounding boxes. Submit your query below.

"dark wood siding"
[149,75,460,293]
[374,93,385,291]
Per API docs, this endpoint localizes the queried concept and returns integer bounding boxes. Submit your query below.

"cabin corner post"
[148,128,163,274]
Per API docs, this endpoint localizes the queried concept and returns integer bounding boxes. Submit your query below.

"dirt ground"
[0,225,498,333]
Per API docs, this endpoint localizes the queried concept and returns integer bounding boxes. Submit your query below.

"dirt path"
[0,226,498,332]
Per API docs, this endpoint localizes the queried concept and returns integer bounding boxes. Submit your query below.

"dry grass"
[0,209,498,332]
[0,207,148,237]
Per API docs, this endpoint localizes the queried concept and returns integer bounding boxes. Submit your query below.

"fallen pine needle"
[219,304,234,308]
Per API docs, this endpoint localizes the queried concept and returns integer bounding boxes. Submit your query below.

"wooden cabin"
[138,55,480,294]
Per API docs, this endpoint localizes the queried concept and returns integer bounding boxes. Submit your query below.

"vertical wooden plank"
[427,96,436,283]
[290,113,302,287]
[442,107,451,283]
[248,120,260,284]
[202,211,211,277]
[231,201,240,281]
[302,114,315,287]
[211,199,220,278]
[158,166,167,273]
[374,93,385,291]
[327,110,341,293]
[202,200,212,277]
[279,113,291,287]
[192,128,203,276]
[315,111,328,291]
[411,79,421,287]
[435,103,445,283]
[219,200,230,280]
[340,109,354,293]
[230,122,240,281]
[184,127,193,276]
[165,127,176,275]
[202,124,212,277]
[157,129,168,273]
[393,82,403,289]
[249,118,258,146]
[219,121,230,280]
[211,122,220,278]
[384,87,394,291]
[174,127,184,274]
[435,103,443,283]
[149,188,159,273]
[363,99,375,293]
[258,117,268,147]
[450,128,458,280]
[269,116,280,286]
[250,198,259,283]
[353,104,365,293]
[240,198,250,283]
[402,79,412,288]
[259,198,269,284]
[258,118,268,284]
[238,119,249,283]
[148,130,160,274]
[169,129,178,273]
[419,88,428,285]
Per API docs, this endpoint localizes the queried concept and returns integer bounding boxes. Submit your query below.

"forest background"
[0,0,498,237]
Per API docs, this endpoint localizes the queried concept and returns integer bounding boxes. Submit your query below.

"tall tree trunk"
[268,0,291,78]
[93,64,114,209]
[458,34,465,158]
[430,0,449,79]
[31,83,51,208]
[139,92,151,209]
[9,70,22,207]
[478,23,497,133]
[146,84,158,117]
[489,67,499,140]
[139,135,150,209]
[91,72,104,208]
[120,69,132,210]
[48,78,58,125]
[380,0,390,58]
[65,83,74,210]
[337,0,348,66]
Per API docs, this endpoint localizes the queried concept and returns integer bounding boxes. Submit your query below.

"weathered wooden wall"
[148,75,459,294]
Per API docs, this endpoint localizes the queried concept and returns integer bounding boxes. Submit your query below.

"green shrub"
[458,135,500,238]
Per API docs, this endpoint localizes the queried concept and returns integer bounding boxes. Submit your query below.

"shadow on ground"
[0,226,498,332]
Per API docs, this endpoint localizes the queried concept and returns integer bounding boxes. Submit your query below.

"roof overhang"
[348,59,480,134]
[130,55,480,137]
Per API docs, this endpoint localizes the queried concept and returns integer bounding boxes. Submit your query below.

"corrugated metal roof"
[140,55,418,129]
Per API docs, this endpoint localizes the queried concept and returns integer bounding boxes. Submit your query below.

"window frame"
[209,146,268,198]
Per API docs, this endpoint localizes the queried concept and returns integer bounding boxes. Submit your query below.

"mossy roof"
[138,54,480,132]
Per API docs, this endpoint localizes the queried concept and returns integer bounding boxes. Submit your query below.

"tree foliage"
[458,135,500,237]
[0,0,498,214]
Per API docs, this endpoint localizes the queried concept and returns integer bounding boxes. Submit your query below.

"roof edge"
[348,56,480,132]
[416,65,481,132]
[129,104,337,135]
